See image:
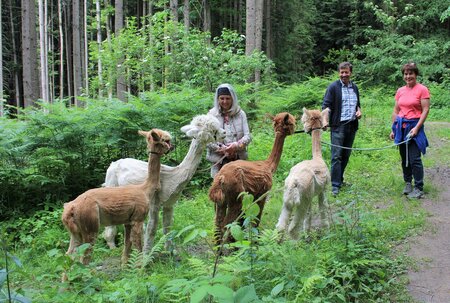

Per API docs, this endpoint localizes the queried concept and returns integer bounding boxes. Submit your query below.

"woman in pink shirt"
[390,63,430,199]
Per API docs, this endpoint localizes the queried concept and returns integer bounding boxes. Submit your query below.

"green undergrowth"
[1,81,448,302]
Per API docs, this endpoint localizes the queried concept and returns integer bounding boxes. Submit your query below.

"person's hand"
[389,131,394,140]
[355,109,362,119]
[408,127,418,138]
[223,142,238,156]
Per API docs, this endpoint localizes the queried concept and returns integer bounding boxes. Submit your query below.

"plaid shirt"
[340,81,358,121]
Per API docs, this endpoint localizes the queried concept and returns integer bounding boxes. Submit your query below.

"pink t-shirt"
[395,83,430,119]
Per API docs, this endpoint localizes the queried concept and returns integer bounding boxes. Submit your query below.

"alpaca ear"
[185,128,200,138]
[150,129,161,142]
[138,130,150,138]
[180,125,193,134]
[302,107,309,117]
[283,113,290,123]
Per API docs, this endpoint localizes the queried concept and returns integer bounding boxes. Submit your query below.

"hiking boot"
[402,182,412,195]
[407,188,424,199]
[332,187,340,196]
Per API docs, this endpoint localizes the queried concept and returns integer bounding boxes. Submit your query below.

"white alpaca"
[276,108,330,240]
[103,114,225,251]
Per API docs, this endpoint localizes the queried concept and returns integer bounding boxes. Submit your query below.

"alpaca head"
[301,107,329,133]
[180,114,225,144]
[138,129,172,155]
[273,112,296,136]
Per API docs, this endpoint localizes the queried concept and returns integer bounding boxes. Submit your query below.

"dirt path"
[407,122,450,303]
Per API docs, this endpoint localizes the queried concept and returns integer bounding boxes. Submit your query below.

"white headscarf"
[211,83,241,116]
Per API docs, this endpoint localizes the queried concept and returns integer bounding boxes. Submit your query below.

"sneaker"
[332,187,340,196]
[402,182,413,195]
[407,188,424,199]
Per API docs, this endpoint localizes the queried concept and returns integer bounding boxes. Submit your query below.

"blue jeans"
[330,121,357,188]
[399,139,424,190]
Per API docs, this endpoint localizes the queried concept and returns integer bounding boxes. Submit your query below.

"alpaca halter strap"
[294,126,326,135]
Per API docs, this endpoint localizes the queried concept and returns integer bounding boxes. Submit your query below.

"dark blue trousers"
[399,139,424,190]
[330,121,357,188]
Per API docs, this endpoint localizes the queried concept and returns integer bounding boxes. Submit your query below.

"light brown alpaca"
[61,129,172,265]
[209,112,296,243]
[276,108,330,240]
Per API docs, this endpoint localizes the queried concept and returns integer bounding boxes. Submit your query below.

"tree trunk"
[183,0,189,31]
[38,0,49,102]
[254,0,263,82]
[264,0,272,59]
[105,0,113,99]
[58,0,64,99]
[22,0,40,108]
[64,4,74,103]
[245,0,255,56]
[148,0,155,91]
[73,0,84,106]
[0,0,3,116]
[115,0,127,101]
[203,0,211,41]
[170,0,178,22]
[96,0,103,98]
[84,0,89,95]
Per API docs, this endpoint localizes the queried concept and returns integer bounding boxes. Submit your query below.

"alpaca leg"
[122,224,132,264]
[224,201,244,243]
[214,203,227,245]
[131,222,143,252]
[318,192,330,228]
[304,202,312,232]
[288,200,309,240]
[80,233,97,265]
[162,206,174,251]
[276,201,294,233]
[143,203,161,254]
[255,199,267,228]
[103,226,117,249]
[66,234,81,255]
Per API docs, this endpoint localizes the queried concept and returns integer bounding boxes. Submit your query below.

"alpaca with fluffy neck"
[276,108,330,239]
[61,129,172,264]
[209,112,296,243]
[102,114,225,251]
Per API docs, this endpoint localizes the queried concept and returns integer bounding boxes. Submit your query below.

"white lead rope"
[320,135,413,166]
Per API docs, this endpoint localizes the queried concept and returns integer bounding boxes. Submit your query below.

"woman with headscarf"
[206,84,252,177]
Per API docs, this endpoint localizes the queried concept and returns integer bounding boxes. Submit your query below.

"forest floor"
[406,122,450,303]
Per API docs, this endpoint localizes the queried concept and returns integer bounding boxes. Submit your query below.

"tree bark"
[245,0,256,56]
[73,0,84,106]
[170,0,178,22]
[254,0,263,82]
[96,0,103,98]
[58,0,64,99]
[84,0,89,95]
[22,0,40,108]
[203,0,211,42]
[264,0,272,59]
[39,0,49,102]
[64,4,74,103]
[183,0,189,31]
[0,0,3,116]
[115,0,127,101]
[8,0,20,108]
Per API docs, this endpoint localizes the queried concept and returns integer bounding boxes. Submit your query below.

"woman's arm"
[409,98,430,137]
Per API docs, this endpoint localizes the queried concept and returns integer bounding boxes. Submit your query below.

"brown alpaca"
[61,129,172,265]
[209,112,296,243]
